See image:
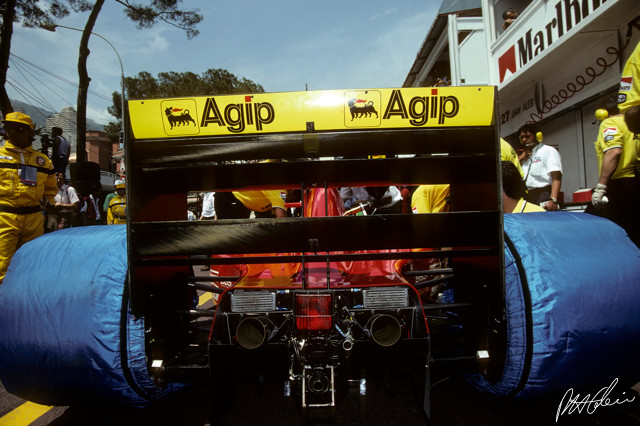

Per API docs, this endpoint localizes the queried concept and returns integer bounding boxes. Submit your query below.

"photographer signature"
[556,378,636,422]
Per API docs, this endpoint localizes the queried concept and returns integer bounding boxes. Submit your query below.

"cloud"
[86,103,114,125]
[369,7,400,21]
[145,32,170,52]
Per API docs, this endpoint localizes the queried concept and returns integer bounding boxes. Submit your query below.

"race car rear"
[126,87,502,418]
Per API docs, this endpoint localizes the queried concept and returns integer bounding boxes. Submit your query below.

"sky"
[6,0,440,125]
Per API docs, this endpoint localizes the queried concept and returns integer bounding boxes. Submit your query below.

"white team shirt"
[201,192,216,218]
[54,184,80,213]
[521,143,562,189]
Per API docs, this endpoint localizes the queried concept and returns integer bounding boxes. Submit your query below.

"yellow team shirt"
[107,195,127,225]
[0,141,57,207]
[618,41,640,113]
[500,138,524,178]
[411,184,450,213]
[594,115,640,180]
[232,190,285,212]
[512,198,545,213]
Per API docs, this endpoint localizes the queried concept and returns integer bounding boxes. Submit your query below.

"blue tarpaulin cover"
[469,212,640,398]
[3,214,640,404]
[0,225,181,407]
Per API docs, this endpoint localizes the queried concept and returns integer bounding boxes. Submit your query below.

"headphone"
[595,108,609,121]
[536,131,543,142]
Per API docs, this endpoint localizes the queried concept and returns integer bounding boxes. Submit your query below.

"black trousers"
[525,185,552,205]
[587,177,640,247]
[213,192,251,219]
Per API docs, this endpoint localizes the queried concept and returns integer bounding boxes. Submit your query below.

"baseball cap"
[2,112,34,130]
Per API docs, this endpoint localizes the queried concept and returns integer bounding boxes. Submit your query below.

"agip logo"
[344,91,381,127]
[161,99,199,135]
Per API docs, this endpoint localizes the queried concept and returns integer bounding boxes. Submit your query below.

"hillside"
[10,99,105,132]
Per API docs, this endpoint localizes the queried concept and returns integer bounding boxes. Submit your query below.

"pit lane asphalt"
[3,376,640,425]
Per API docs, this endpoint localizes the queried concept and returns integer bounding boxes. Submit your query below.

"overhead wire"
[8,59,67,112]
[4,78,58,124]
[6,53,116,127]
[10,54,113,102]
[6,76,78,132]
[7,60,83,132]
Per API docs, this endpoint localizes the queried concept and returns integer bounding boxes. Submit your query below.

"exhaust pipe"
[308,368,331,394]
[342,334,354,351]
[236,317,268,349]
[369,314,402,347]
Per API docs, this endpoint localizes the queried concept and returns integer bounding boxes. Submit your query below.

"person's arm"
[107,206,114,225]
[543,171,562,211]
[55,200,79,211]
[598,148,622,185]
[103,193,114,212]
[592,148,621,207]
[518,149,530,163]
[68,188,80,212]
[263,190,287,217]
[55,189,80,212]
[43,161,57,207]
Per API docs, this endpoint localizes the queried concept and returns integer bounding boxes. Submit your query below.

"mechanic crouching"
[0,112,57,283]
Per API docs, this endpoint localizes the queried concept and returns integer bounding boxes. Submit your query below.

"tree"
[105,69,265,141]
[74,0,202,162]
[0,0,91,117]
[0,0,202,161]
[75,0,104,163]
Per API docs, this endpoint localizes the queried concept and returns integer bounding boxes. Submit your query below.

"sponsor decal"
[345,89,460,127]
[500,96,535,126]
[603,127,617,137]
[347,98,379,120]
[497,0,608,83]
[620,76,632,92]
[162,99,199,135]
[201,96,274,133]
[499,45,517,83]
[129,87,493,139]
[345,91,381,127]
[382,89,459,125]
[165,107,197,128]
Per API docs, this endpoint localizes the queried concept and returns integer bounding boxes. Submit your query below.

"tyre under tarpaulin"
[468,212,640,398]
[0,225,182,407]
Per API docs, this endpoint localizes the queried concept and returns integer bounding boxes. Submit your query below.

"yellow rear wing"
[128,87,495,139]
[125,87,503,323]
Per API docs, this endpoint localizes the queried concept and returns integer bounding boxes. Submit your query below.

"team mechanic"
[619,40,640,134]
[107,181,127,225]
[0,112,57,283]
[214,190,287,219]
[592,103,640,246]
